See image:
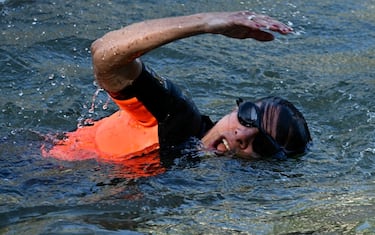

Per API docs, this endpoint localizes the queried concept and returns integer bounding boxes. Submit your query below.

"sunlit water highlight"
[0,0,374,234]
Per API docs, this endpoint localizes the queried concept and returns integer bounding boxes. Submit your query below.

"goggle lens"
[236,98,260,128]
[236,98,286,159]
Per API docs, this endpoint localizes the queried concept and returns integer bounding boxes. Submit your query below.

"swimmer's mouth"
[222,138,230,151]
[212,137,231,154]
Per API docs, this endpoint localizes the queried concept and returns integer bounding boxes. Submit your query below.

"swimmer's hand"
[205,11,293,41]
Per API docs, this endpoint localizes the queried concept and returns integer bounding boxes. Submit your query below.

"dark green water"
[0,0,374,234]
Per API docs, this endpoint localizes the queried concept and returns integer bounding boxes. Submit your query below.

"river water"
[0,0,374,234]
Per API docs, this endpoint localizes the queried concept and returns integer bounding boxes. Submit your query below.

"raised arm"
[91,11,292,93]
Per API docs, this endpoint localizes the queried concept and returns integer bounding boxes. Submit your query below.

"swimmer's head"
[254,96,312,158]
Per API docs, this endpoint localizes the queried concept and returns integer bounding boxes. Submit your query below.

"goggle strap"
[273,150,287,160]
[236,98,244,106]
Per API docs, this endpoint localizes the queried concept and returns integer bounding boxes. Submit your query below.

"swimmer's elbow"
[90,31,143,92]
[90,37,117,81]
[90,39,142,93]
[90,38,107,72]
[90,39,114,91]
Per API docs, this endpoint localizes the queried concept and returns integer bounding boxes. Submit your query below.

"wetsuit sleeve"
[109,63,204,148]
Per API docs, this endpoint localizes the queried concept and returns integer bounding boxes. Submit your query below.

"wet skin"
[201,109,261,159]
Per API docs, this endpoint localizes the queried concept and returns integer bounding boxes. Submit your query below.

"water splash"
[88,87,104,114]
[102,95,111,110]
[76,87,111,128]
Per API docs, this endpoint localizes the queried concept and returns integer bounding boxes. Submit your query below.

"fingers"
[250,30,275,41]
[208,11,292,41]
[240,11,293,35]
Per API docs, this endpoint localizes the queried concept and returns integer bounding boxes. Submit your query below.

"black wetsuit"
[109,63,214,151]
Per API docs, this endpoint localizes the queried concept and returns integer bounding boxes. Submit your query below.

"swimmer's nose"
[234,127,258,150]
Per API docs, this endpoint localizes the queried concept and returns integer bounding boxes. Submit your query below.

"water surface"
[0,0,374,234]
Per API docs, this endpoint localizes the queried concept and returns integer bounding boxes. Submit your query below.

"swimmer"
[43,11,311,164]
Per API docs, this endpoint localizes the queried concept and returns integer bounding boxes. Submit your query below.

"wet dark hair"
[255,96,312,157]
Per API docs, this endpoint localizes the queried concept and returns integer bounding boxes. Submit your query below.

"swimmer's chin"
[204,145,233,156]
[200,144,229,156]
[202,149,232,157]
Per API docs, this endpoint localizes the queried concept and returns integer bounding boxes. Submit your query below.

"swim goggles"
[236,98,287,160]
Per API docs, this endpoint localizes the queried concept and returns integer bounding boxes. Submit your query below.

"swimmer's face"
[201,110,262,159]
[202,97,312,159]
